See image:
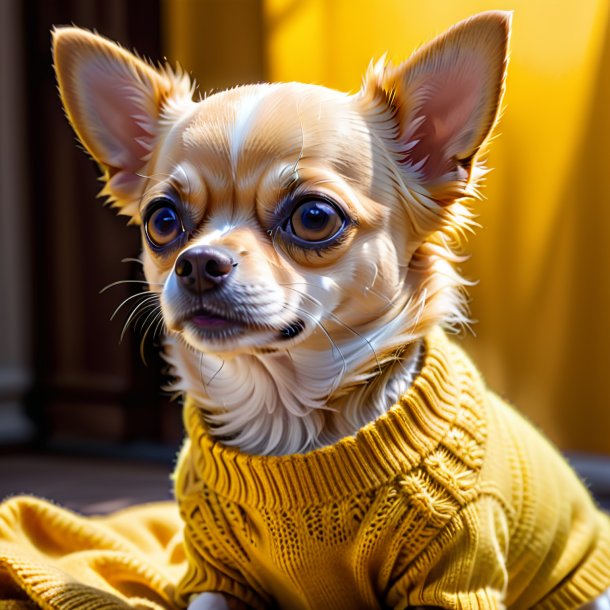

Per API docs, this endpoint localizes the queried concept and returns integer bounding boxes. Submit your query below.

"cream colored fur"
[53,11,610,610]
[53,14,507,457]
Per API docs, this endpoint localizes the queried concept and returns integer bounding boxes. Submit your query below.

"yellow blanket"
[0,496,186,609]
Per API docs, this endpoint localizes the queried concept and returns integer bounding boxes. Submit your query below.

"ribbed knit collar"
[181,327,467,509]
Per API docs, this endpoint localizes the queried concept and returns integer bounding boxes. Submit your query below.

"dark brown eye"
[289,199,344,243]
[144,199,184,249]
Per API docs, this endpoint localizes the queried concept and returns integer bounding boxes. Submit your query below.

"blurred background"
[1,0,609,511]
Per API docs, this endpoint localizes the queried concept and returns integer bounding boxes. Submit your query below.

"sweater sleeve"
[175,519,266,610]
[173,441,267,610]
[386,495,510,610]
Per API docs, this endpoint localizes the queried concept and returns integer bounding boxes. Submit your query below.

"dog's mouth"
[179,306,306,344]
[180,306,247,340]
[189,309,241,331]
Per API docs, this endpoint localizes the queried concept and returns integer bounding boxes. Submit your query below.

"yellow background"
[164,0,610,454]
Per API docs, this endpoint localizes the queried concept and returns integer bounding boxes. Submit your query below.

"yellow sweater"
[0,498,186,609]
[1,329,609,610]
[174,328,610,610]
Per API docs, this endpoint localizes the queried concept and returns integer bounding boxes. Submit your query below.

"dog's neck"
[165,331,423,456]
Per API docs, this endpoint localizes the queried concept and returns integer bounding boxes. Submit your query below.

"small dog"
[53,12,610,610]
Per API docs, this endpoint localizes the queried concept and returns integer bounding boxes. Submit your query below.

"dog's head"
[52,13,510,452]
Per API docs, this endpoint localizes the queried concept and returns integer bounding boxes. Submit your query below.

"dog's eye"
[144,199,184,249]
[288,199,345,244]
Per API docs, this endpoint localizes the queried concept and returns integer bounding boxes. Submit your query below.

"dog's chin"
[174,312,309,357]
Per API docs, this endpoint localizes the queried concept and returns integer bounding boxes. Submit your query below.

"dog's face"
[53,13,509,364]
[141,83,401,357]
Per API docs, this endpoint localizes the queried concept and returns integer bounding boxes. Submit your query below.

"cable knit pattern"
[174,328,610,610]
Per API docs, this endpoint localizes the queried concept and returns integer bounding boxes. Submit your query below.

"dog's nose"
[175,246,235,294]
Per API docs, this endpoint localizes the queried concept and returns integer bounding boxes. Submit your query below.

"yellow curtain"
[164,0,610,455]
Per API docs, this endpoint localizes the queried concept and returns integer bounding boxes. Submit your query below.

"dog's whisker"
[139,306,164,364]
[136,170,178,198]
[281,303,348,397]
[137,299,163,332]
[269,227,284,261]
[152,310,167,341]
[207,359,226,386]
[151,309,166,339]
[282,285,383,376]
[308,177,338,188]
[119,298,159,343]
[363,284,395,308]
[110,291,157,321]
[129,306,158,340]
[109,289,160,348]
[139,314,157,366]
[136,170,174,182]
[199,351,209,394]
[324,313,382,377]
[130,299,161,333]
[121,257,144,266]
[100,279,164,293]
[138,309,167,364]
[174,162,193,199]
[282,303,342,358]
[279,279,396,312]
[359,262,401,311]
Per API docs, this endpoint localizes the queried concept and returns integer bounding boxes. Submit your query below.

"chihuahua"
[53,12,610,610]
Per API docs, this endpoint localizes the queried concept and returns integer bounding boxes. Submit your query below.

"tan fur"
[52,13,509,457]
[53,15,610,610]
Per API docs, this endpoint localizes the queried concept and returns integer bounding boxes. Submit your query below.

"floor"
[0,450,174,514]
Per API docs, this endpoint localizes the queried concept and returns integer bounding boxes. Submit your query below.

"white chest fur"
[164,333,423,456]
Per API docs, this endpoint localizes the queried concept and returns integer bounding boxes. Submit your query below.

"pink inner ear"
[78,61,156,172]
[403,61,488,182]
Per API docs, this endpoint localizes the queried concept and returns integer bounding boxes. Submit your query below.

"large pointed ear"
[363,11,510,200]
[52,27,193,218]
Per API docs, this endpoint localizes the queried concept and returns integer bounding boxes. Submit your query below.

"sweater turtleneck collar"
[178,327,485,510]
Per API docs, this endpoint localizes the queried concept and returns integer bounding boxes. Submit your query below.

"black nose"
[175,246,235,294]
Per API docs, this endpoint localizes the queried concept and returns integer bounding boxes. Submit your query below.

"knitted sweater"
[174,328,610,610]
[0,498,186,609]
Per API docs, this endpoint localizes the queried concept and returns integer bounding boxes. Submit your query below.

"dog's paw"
[187,592,250,610]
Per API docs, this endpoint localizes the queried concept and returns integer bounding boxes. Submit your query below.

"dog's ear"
[362,11,510,201]
[52,27,193,218]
